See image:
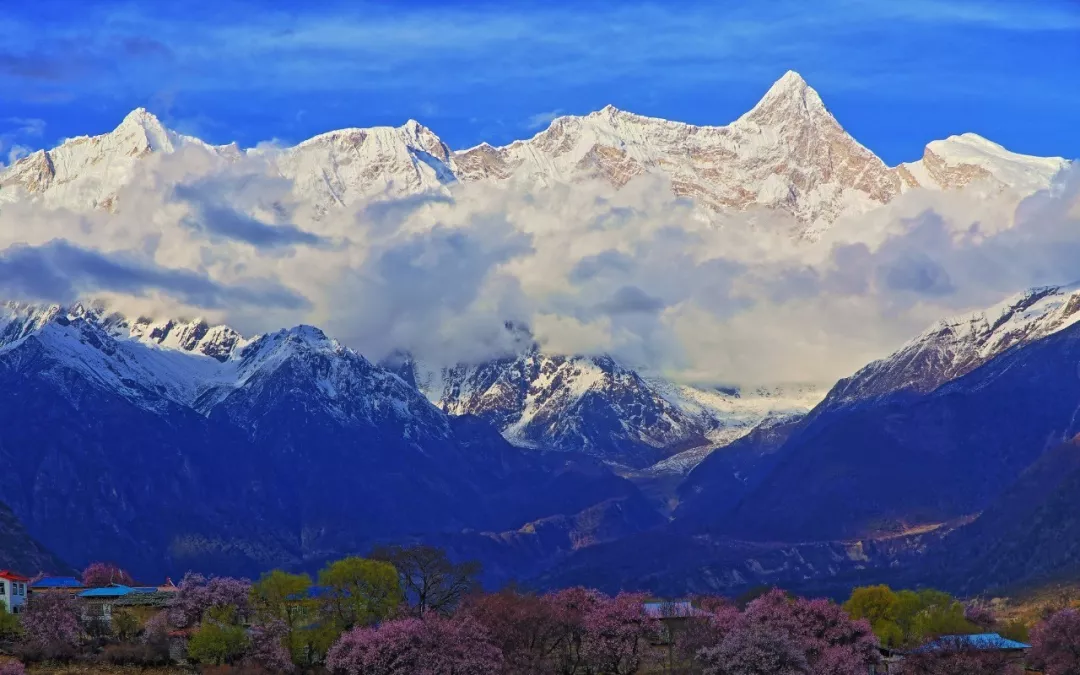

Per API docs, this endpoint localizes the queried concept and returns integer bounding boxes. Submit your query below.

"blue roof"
[913,633,1031,653]
[78,584,158,598]
[31,576,83,589]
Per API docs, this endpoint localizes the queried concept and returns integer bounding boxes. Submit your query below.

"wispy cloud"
[0,134,1077,386]
[6,1,1077,97]
[4,117,46,137]
[0,239,308,310]
[0,117,46,166]
[525,109,562,130]
[865,0,1080,31]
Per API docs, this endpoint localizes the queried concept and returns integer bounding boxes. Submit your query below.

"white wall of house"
[0,579,28,614]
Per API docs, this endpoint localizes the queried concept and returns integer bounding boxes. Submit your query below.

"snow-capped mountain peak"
[126,316,247,362]
[738,69,827,122]
[824,284,1080,408]
[114,107,175,153]
[406,338,824,470]
[0,301,452,439]
[200,322,452,438]
[897,132,1068,193]
[0,71,1069,231]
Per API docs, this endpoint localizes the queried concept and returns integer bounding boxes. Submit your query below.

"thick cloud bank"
[0,144,1077,388]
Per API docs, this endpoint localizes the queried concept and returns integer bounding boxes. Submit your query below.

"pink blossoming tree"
[1030,608,1080,675]
[326,615,501,675]
[700,589,879,675]
[580,592,659,675]
[170,572,252,628]
[246,619,295,673]
[81,562,134,588]
[22,592,81,648]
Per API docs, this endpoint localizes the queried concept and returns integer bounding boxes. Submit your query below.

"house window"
[0,583,6,595]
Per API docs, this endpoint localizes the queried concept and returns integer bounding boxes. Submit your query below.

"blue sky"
[2,0,1078,165]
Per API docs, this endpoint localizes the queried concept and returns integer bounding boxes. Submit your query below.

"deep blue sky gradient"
[2,0,1078,165]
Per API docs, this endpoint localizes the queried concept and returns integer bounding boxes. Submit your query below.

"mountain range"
[0,71,1077,595]
[1,71,1066,236]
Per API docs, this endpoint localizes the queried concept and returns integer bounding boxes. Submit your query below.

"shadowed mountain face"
[0,305,652,582]
[923,435,1080,594]
[10,287,1080,593]
[676,286,1080,544]
[10,281,1080,595]
[0,499,71,576]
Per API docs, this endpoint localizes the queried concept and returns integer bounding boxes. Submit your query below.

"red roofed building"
[0,571,30,614]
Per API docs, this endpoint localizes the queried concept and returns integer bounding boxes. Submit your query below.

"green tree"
[845,586,981,649]
[111,609,141,642]
[252,571,312,641]
[999,618,1031,643]
[893,589,978,647]
[251,570,313,623]
[251,569,326,667]
[911,597,978,640]
[187,606,249,666]
[293,622,341,668]
[318,556,402,630]
[0,604,20,641]
[844,585,903,647]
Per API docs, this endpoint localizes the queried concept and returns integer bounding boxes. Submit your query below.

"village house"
[871,633,1032,674]
[643,600,715,672]
[77,584,162,624]
[644,600,714,640]
[0,571,29,614]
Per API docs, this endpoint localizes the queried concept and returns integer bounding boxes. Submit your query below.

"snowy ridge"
[411,344,824,469]
[897,132,1068,194]
[0,302,247,408]
[0,108,237,211]
[426,350,707,466]
[826,284,1080,407]
[2,72,1067,232]
[274,119,456,217]
[454,71,900,227]
[199,324,451,437]
[647,379,825,437]
[0,302,447,438]
[2,300,818,467]
[638,384,825,476]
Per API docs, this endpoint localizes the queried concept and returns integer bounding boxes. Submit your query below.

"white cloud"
[525,110,562,130]
[0,117,45,168]
[1,145,1077,391]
